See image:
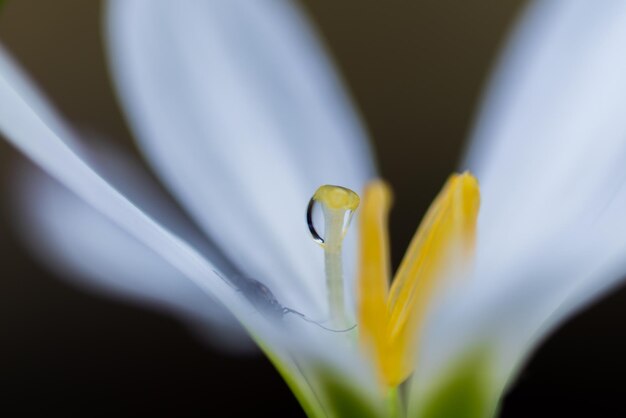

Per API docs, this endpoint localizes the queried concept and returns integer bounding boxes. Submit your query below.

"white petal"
[12,152,254,351]
[465,0,626,342]
[105,0,376,315]
[416,0,626,394]
[0,43,380,412]
[0,39,252,348]
[465,0,626,258]
[0,43,252,330]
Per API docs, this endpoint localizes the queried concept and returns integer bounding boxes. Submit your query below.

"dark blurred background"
[1,1,625,416]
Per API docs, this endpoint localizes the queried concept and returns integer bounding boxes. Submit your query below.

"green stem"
[387,387,405,418]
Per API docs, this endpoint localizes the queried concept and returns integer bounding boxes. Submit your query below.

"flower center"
[308,173,480,389]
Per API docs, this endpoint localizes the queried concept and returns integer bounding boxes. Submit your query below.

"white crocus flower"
[2,0,626,417]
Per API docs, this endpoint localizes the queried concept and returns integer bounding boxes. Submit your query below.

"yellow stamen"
[357,180,393,377]
[357,172,480,387]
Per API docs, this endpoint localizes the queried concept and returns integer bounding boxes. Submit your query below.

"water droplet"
[307,197,325,245]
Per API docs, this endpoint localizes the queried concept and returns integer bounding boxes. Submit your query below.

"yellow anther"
[357,180,393,381]
[357,172,480,387]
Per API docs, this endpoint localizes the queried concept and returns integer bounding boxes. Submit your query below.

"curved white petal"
[106,0,376,315]
[465,0,626,262]
[0,42,381,414]
[0,38,252,348]
[11,154,254,351]
[0,43,252,331]
[476,0,626,345]
[414,0,626,401]
[465,0,626,348]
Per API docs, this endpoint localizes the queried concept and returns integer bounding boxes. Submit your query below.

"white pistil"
[307,185,360,328]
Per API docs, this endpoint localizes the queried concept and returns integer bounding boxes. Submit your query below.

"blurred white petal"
[11,152,254,351]
[465,0,626,261]
[0,44,81,150]
[0,38,255,349]
[0,44,252,335]
[417,0,626,390]
[0,41,380,414]
[106,0,376,315]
